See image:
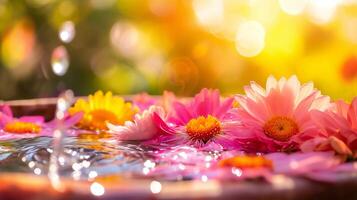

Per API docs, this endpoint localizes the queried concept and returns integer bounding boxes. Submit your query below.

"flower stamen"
[263,116,299,141]
[186,115,221,143]
[219,155,272,169]
[4,121,41,134]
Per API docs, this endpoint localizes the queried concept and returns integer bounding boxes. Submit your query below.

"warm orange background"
[0,0,357,101]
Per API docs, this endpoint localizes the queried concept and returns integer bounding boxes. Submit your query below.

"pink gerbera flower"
[233,75,330,152]
[107,106,165,141]
[152,88,239,150]
[0,105,81,140]
[148,149,349,183]
[107,91,177,141]
[301,98,357,156]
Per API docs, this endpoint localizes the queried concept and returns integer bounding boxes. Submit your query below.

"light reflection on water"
[0,137,152,179]
[0,136,224,183]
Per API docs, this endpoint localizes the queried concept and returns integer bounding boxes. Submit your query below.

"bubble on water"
[51,46,69,76]
[59,21,75,43]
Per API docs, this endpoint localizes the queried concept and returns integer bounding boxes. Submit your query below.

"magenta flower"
[208,151,349,183]
[301,98,357,157]
[233,75,331,152]
[151,88,239,150]
[147,149,350,183]
[0,105,81,140]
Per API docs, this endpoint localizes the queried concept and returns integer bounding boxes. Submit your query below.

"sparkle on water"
[0,137,227,183]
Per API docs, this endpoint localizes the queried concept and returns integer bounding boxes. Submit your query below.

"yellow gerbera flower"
[69,91,138,131]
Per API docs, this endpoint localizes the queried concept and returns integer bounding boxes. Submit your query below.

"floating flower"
[69,91,138,131]
[301,98,357,157]
[108,91,176,141]
[0,105,81,140]
[218,154,272,169]
[148,150,348,183]
[233,75,331,152]
[152,88,239,150]
[265,151,341,175]
[107,106,165,141]
[207,151,346,182]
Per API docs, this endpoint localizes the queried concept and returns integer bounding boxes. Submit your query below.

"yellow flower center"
[219,155,272,169]
[4,121,41,134]
[232,100,240,108]
[86,109,120,130]
[186,115,221,143]
[263,116,299,142]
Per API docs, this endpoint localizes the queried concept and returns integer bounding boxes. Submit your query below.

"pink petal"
[18,116,45,124]
[0,105,13,118]
[214,97,234,118]
[348,97,357,130]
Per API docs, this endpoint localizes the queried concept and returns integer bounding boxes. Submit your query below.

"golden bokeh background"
[1,0,357,100]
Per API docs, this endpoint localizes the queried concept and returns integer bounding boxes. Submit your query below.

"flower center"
[219,155,272,169]
[186,115,221,143]
[4,121,41,134]
[263,116,299,142]
[84,109,120,130]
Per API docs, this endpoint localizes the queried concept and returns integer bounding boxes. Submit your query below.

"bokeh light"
[0,0,357,100]
[51,46,69,76]
[110,21,140,58]
[59,21,75,43]
[235,20,265,57]
[193,0,224,28]
[279,0,308,15]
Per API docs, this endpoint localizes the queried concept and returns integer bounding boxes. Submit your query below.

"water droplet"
[90,182,105,196]
[142,167,150,175]
[201,175,208,182]
[34,168,42,175]
[88,171,98,179]
[51,46,69,76]
[59,21,75,43]
[231,167,242,177]
[150,181,162,194]
[28,161,35,168]
[144,160,156,168]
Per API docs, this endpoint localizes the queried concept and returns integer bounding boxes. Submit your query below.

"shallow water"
[0,136,217,182]
[0,137,153,179]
